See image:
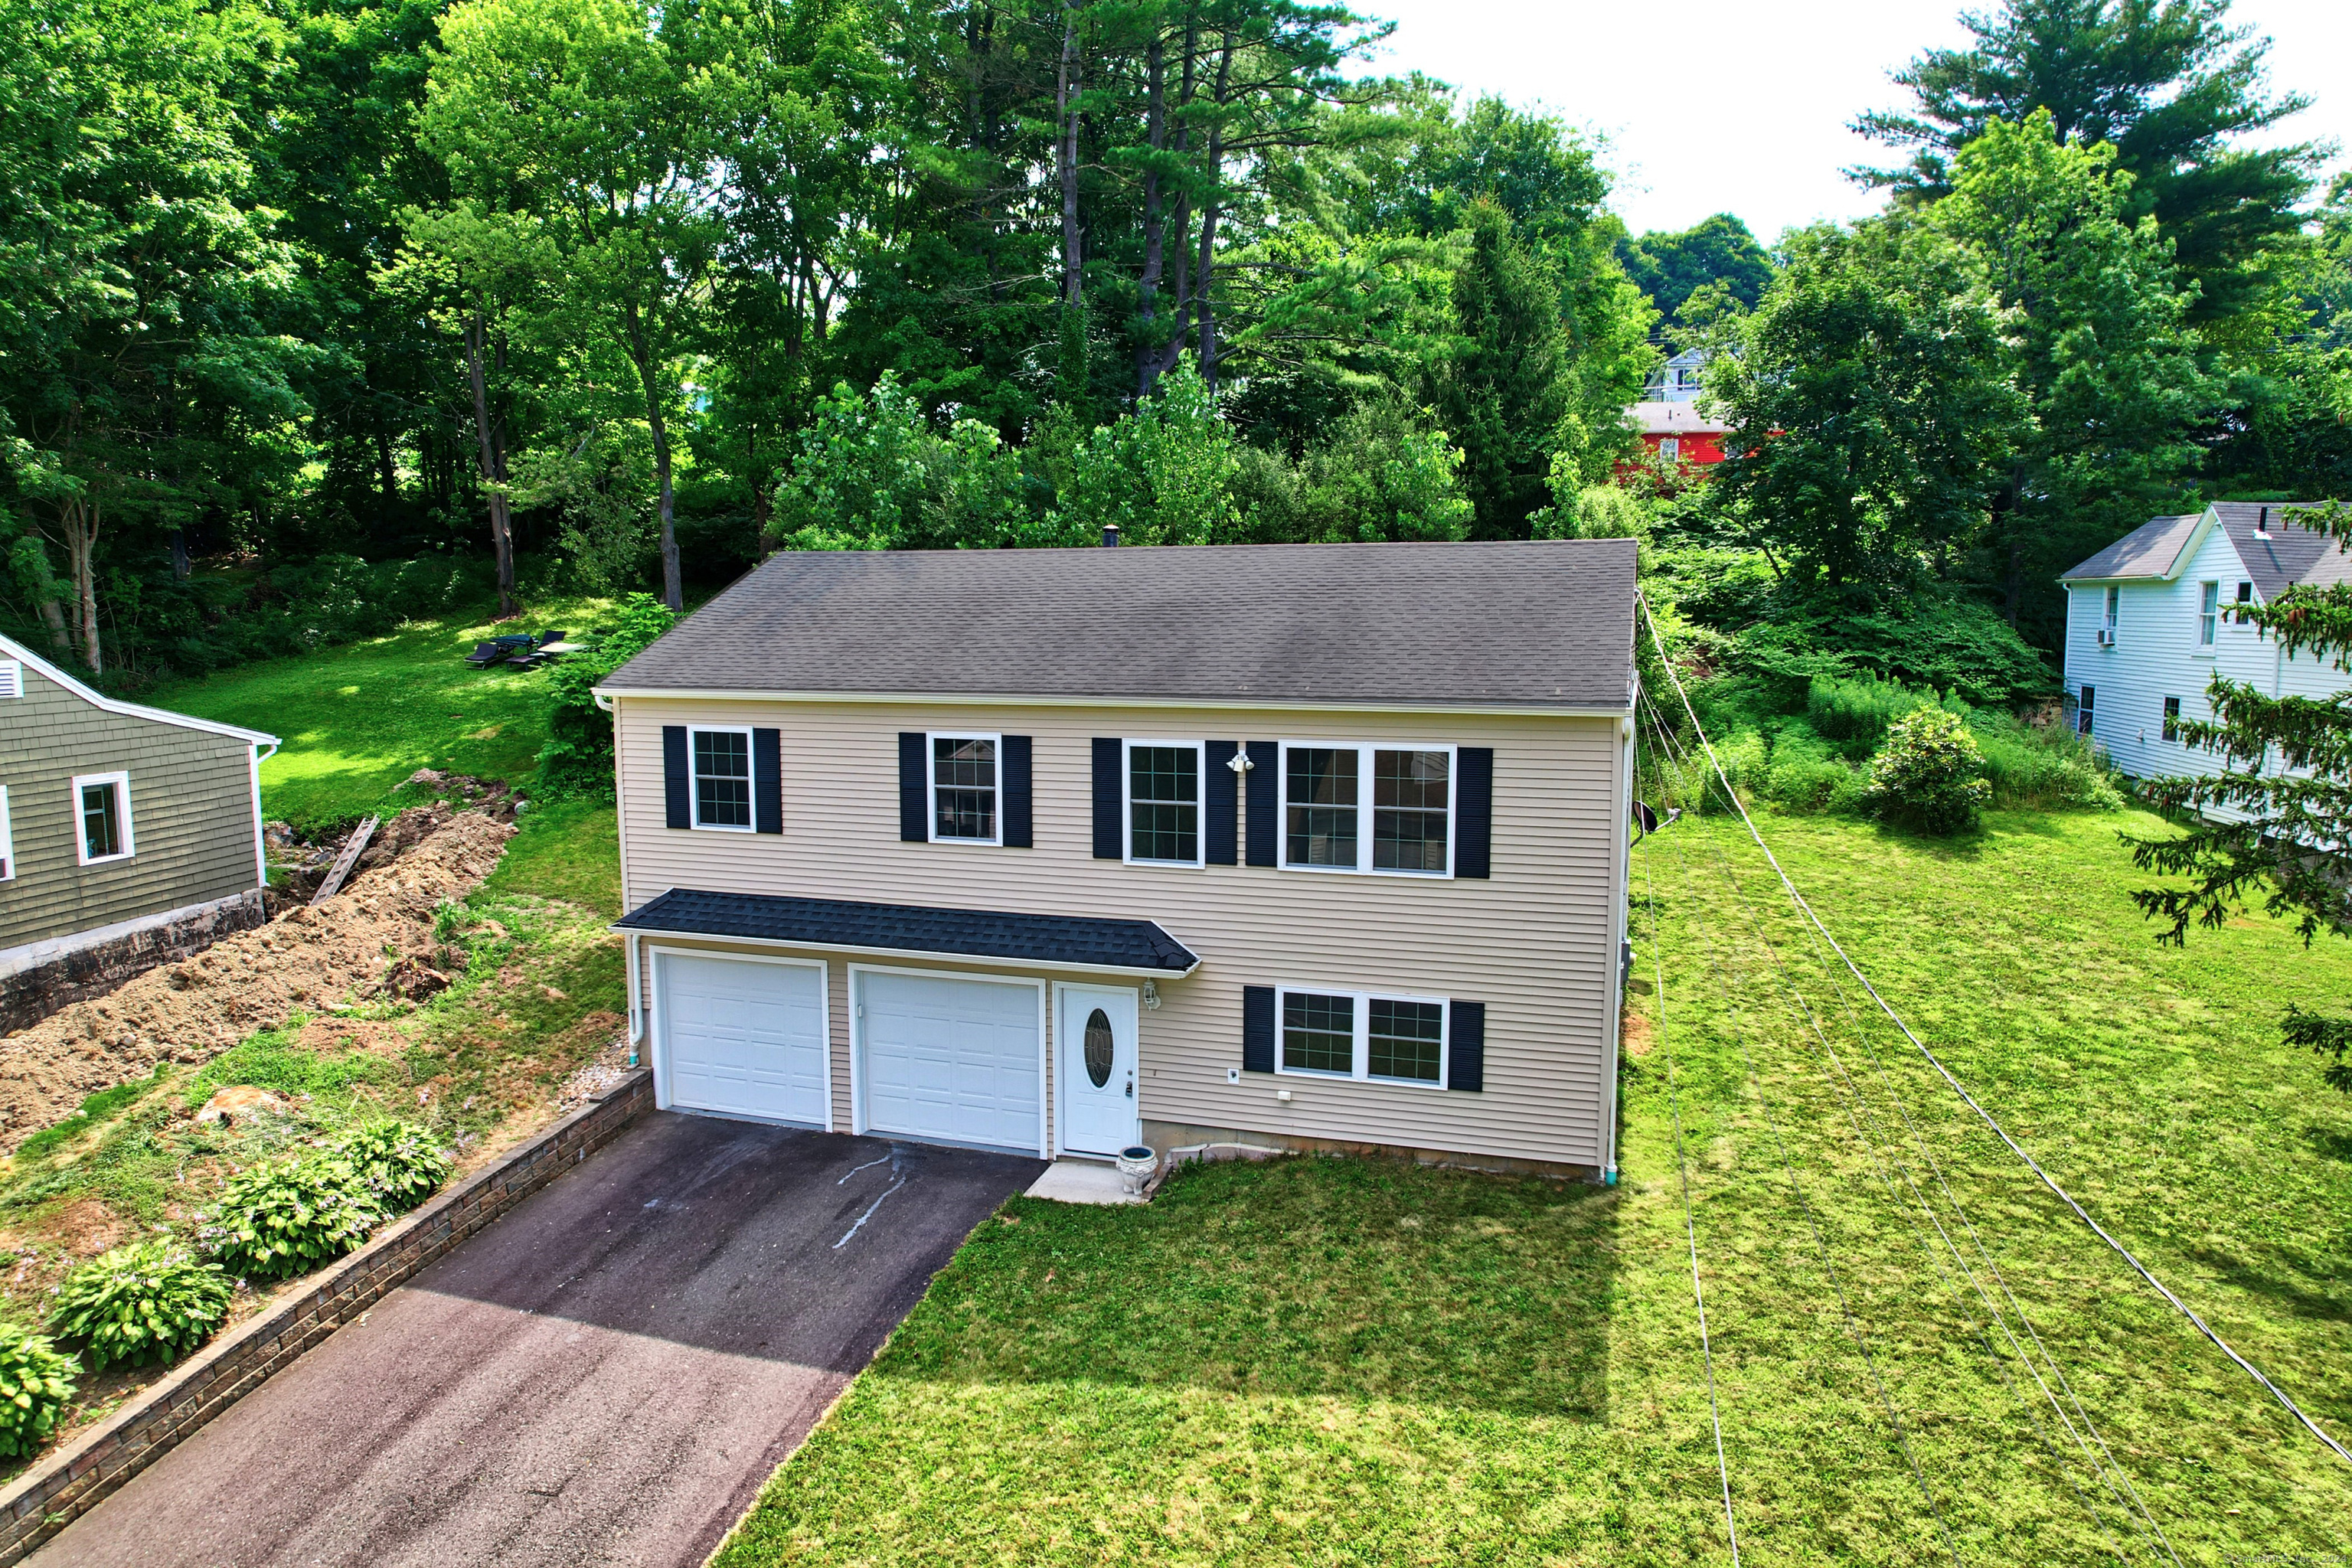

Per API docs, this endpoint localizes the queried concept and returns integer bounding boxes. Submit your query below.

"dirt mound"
[0,810,514,1153]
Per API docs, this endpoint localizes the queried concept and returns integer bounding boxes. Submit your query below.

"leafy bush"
[0,1323,79,1459]
[1808,675,1958,750]
[200,1156,384,1282]
[1864,707,1992,835]
[47,1240,234,1372]
[536,593,680,795]
[332,1122,451,1214]
[1726,590,2053,710]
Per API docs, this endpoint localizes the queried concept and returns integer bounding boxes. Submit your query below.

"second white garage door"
[858,971,1040,1154]
[658,952,829,1126]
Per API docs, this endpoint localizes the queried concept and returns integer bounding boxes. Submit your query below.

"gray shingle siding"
[0,656,263,952]
[601,539,1639,710]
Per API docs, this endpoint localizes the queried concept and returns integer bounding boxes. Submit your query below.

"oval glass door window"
[1084,1008,1115,1088]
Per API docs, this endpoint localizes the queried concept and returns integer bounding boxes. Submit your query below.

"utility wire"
[1638,698,1979,1562]
[1639,689,2148,1564]
[1638,792,1742,1565]
[1637,592,2352,1472]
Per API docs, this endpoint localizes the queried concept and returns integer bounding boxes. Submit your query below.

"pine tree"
[1432,201,1570,540]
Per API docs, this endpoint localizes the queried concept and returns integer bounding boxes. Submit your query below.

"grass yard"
[714,808,2352,1567]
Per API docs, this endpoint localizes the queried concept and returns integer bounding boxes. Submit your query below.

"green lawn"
[714,808,2352,1567]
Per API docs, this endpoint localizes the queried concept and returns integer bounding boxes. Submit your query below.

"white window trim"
[2196,580,2220,652]
[0,785,13,881]
[1272,984,1451,1090]
[686,724,756,832]
[2102,586,2120,629]
[1277,740,1457,878]
[1123,738,1205,867]
[926,730,1004,846]
[70,770,135,866]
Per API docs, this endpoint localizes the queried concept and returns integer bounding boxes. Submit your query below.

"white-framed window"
[1125,739,1202,866]
[2198,581,2219,648]
[70,771,134,866]
[2076,684,2095,737]
[1280,741,1454,877]
[0,659,21,699]
[2162,696,2182,743]
[2103,586,2120,631]
[1276,985,1449,1087]
[1658,436,1681,462]
[0,786,13,881]
[688,725,754,831]
[929,733,1001,844]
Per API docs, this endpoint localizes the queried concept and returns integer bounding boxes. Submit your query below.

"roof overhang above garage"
[613,889,1200,979]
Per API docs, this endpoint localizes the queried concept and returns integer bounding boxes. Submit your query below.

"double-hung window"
[689,727,753,830]
[931,734,999,843]
[71,772,133,865]
[1278,985,1449,1086]
[0,786,13,881]
[2198,582,2220,648]
[1282,742,1452,876]
[1127,740,1201,864]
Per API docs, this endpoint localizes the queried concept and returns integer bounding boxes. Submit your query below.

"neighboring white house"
[2059,501,2350,795]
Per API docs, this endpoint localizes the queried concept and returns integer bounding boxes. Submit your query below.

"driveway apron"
[34,1112,1043,1568]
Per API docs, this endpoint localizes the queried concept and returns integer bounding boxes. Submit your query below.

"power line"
[1636,591,2352,1473]
[1639,812,1742,1565]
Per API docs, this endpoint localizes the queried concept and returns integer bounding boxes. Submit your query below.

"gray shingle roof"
[614,889,1200,973]
[603,540,1638,709]
[2058,514,2203,582]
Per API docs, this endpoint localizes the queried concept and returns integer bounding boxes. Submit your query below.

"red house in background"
[1628,348,1730,468]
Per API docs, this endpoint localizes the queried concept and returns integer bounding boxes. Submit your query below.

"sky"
[1355,0,2352,243]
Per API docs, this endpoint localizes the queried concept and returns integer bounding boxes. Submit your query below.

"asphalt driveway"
[35,1112,1043,1568]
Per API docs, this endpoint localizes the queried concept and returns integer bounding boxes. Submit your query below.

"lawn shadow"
[2305,1125,2352,1166]
[2184,1243,2352,1328]
[874,1153,1623,1422]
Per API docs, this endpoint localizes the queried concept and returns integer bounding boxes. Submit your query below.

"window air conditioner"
[2096,627,2116,647]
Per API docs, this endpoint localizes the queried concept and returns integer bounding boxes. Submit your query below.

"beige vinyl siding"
[0,660,260,952]
[616,698,1624,1168]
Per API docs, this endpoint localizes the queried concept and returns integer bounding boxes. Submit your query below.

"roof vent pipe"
[1102,524,1121,548]
[2256,505,2270,539]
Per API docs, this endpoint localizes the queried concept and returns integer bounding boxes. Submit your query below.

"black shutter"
[1243,740,1278,867]
[899,732,928,842]
[662,726,690,829]
[1455,746,1493,879]
[1243,985,1276,1074]
[1448,999,1485,1092]
[1092,738,1122,859]
[753,728,782,835]
[1002,735,1033,848]
[1204,740,1238,865]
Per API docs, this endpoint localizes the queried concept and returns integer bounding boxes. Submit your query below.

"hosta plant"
[0,1322,79,1459]
[48,1240,234,1372]
[201,1156,384,1282]
[332,1121,452,1214]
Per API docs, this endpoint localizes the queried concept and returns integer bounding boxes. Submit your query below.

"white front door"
[658,952,829,1126]
[1057,985,1139,1157]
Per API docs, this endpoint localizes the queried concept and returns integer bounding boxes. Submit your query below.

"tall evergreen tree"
[1430,200,1570,539]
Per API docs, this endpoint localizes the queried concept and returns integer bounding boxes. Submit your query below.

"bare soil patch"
[0,810,513,1153]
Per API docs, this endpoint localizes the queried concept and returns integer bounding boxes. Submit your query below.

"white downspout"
[596,689,645,1060]
[1602,707,1633,1186]
[250,740,279,890]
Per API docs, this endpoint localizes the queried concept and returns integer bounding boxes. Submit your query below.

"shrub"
[47,1240,234,1372]
[1864,706,1992,835]
[200,1155,385,1282]
[536,593,680,795]
[332,1122,452,1214]
[1808,675,1956,750]
[1976,725,2125,811]
[0,1323,79,1458]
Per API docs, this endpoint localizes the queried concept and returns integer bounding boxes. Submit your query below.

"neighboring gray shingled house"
[0,632,279,1029]
[2059,501,2350,796]
[598,539,1639,1180]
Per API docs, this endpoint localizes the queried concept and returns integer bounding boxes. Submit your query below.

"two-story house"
[0,632,279,1031]
[2060,502,2350,808]
[596,539,1638,1180]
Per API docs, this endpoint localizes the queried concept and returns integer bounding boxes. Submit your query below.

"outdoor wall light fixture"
[1142,980,1161,1010]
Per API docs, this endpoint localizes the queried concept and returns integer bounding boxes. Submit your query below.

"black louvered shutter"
[753,729,782,835]
[662,726,690,828]
[1092,738,1122,859]
[1243,985,1276,1073]
[1002,735,1033,848]
[1455,746,1493,879]
[1204,740,1238,865]
[899,732,928,842]
[1243,740,1278,866]
[1448,999,1485,1092]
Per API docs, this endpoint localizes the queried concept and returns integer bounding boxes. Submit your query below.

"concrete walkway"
[35,1113,1042,1568]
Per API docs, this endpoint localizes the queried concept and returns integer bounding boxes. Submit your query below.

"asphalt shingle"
[614,888,1200,973]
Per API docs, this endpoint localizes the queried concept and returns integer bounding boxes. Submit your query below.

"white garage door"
[860,972,1040,1153]
[659,953,828,1126]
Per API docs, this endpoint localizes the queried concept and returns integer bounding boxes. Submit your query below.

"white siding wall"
[614,697,1625,1169]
